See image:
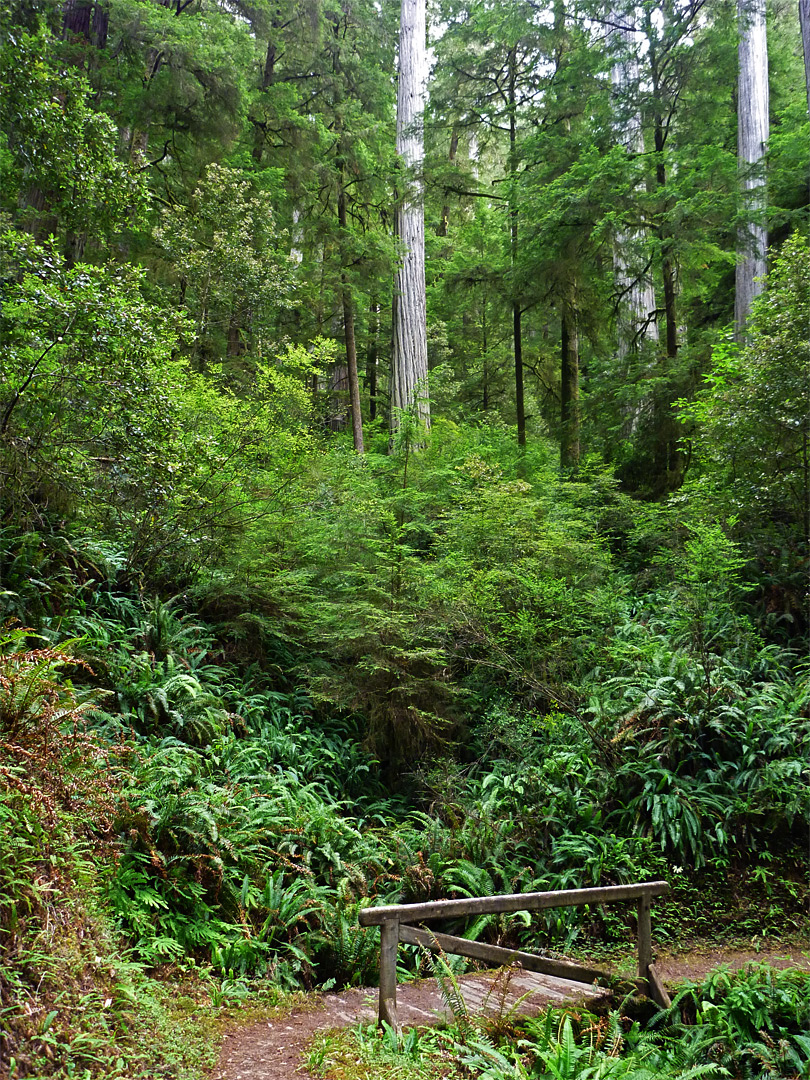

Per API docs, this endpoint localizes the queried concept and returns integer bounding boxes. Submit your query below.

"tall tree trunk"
[290,208,303,265]
[481,287,489,411]
[391,0,429,432]
[555,4,581,471]
[560,288,580,471]
[513,300,525,447]
[226,312,245,358]
[652,115,678,361]
[735,0,769,339]
[632,4,685,494]
[508,50,525,448]
[338,181,365,453]
[367,300,379,422]
[608,6,659,354]
[800,0,810,118]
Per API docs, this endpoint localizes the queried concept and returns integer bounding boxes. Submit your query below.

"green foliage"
[0,628,232,1078]
[682,233,810,550]
[658,965,810,1078]
[308,1020,452,1080]
[152,164,295,377]
[311,963,810,1080]
[0,226,183,529]
[0,225,324,582]
[2,0,809,1072]
[0,15,148,254]
[110,0,255,167]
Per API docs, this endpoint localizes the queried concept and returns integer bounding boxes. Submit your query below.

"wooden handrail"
[359,880,670,926]
[358,880,672,1031]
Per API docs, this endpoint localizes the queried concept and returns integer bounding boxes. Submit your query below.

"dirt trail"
[213,970,604,1080]
[212,943,810,1080]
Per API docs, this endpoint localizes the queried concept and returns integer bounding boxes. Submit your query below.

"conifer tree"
[801,0,810,116]
[391,0,430,432]
[608,4,658,354]
[735,0,769,338]
[429,0,548,446]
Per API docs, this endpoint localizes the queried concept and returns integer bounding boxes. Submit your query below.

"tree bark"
[801,0,810,118]
[481,287,489,412]
[554,4,581,471]
[650,53,678,362]
[61,0,108,49]
[513,300,525,448]
[59,0,110,264]
[226,312,245,358]
[367,300,379,422]
[391,0,430,432]
[735,0,769,339]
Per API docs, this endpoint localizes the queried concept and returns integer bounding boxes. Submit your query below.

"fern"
[424,944,473,1037]
[480,963,535,1041]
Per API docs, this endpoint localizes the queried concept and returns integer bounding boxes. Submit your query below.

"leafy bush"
[659,964,810,1078]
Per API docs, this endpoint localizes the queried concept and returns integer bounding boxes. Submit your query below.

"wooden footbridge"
[359,880,672,1029]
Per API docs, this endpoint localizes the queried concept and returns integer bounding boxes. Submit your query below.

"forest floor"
[211,940,810,1080]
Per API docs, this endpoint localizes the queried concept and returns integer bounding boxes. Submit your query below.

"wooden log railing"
[358,880,672,1030]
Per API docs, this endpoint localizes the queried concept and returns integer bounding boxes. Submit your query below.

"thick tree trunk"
[735,0,769,339]
[226,312,245,358]
[391,0,429,431]
[290,208,303,265]
[801,0,810,118]
[338,182,365,453]
[554,4,581,471]
[58,0,109,263]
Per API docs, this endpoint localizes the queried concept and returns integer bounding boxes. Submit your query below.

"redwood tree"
[391,0,430,432]
[735,0,769,338]
[801,0,810,117]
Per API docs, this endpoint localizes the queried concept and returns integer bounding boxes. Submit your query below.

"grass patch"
[308,1022,462,1080]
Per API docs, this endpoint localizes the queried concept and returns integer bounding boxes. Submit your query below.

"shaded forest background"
[0,0,809,1075]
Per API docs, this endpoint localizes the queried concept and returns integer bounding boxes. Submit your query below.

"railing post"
[637,892,652,984]
[378,918,399,1031]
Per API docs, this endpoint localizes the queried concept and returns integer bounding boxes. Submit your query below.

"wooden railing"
[359,880,672,1029]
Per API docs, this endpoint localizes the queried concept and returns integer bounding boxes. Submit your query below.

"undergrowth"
[309,964,810,1080]
[0,628,288,1077]
[0,445,807,1075]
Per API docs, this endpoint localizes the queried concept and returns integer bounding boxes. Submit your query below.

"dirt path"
[212,942,810,1080]
[213,970,605,1080]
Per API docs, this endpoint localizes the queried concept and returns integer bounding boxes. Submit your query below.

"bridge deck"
[324,967,609,1029]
